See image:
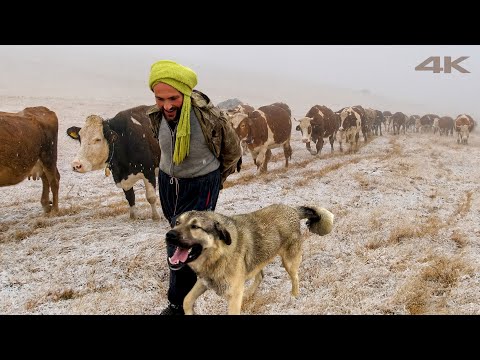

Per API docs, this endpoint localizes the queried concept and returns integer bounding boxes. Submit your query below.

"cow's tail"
[296,205,334,236]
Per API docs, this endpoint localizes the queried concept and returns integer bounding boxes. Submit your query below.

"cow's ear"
[214,221,231,245]
[295,125,301,131]
[66,126,81,140]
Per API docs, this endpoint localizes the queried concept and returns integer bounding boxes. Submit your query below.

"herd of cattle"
[226,103,477,173]
[0,103,477,215]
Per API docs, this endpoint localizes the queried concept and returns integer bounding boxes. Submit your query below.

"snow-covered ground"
[1,95,479,314]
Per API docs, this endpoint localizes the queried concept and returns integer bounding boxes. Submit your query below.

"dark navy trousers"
[158,168,221,307]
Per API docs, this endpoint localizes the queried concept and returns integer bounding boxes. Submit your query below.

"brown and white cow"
[295,105,339,156]
[454,114,474,144]
[67,105,161,220]
[226,104,255,156]
[336,106,363,152]
[226,104,255,116]
[235,102,292,173]
[0,106,60,213]
[455,114,475,132]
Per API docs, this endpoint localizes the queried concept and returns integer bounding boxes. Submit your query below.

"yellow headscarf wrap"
[149,60,198,165]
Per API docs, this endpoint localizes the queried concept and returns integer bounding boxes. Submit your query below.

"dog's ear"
[214,221,231,245]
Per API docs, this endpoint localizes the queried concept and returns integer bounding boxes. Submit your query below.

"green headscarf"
[149,60,198,165]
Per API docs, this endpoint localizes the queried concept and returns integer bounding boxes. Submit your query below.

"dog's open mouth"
[167,244,203,270]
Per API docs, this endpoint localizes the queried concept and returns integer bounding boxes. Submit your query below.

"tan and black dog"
[165,204,334,315]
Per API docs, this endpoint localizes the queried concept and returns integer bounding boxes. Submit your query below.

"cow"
[226,104,255,116]
[373,110,384,136]
[67,105,161,220]
[364,108,376,138]
[454,114,474,145]
[235,102,292,173]
[336,106,363,152]
[418,114,439,133]
[455,114,475,132]
[406,115,419,132]
[295,105,339,156]
[437,116,454,136]
[352,105,368,142]
[0,106,60,213]
[391,112,407,135]
[226,104,255,156]
[383,111,393,132]
[432,118,440,135]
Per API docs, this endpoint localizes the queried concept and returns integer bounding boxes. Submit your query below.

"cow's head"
[235,117,251,143]
[67,115,118,173]
[339,107,360,131]
[459,124,469,144]
[228,112,248,130]
[295,116,314,143]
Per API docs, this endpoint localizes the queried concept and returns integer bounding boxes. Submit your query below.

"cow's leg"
[283,143,292,167]
[250,149,259,167]
[255,148,268,173]
[51,168,60,213]
[123,188,137,219]
[241,141,248,156]
[41,166,60,213]
[40,173,52,213]
[315,137,324,156]
[354,132,360,152]
[262,149,272,172]
[40,155,60,213]
[329,135,335,152]
[306,142,316,155]
[336,132,344,152]
[143,178,160,220]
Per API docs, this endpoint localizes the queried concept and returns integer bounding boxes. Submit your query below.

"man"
[147,60,242,315]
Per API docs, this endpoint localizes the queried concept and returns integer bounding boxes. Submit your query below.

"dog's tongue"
[169,246,189,264]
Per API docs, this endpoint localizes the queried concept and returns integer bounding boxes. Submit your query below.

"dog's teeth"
[188,248,192,254]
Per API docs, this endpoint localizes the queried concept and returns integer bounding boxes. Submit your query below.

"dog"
[165,203,334,315]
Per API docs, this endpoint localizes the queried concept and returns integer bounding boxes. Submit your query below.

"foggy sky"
[1,45,479,119]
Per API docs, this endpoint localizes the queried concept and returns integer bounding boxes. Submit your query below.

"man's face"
[153,82,184,121]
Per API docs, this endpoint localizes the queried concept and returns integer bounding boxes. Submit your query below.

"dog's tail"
[296,206,334,236]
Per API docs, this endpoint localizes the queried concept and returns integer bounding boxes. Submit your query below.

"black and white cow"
[336,106,363,152]
[295,105,339,156]
[406,115,419,133]
[67,105,161,220]
[418,114,440,133]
